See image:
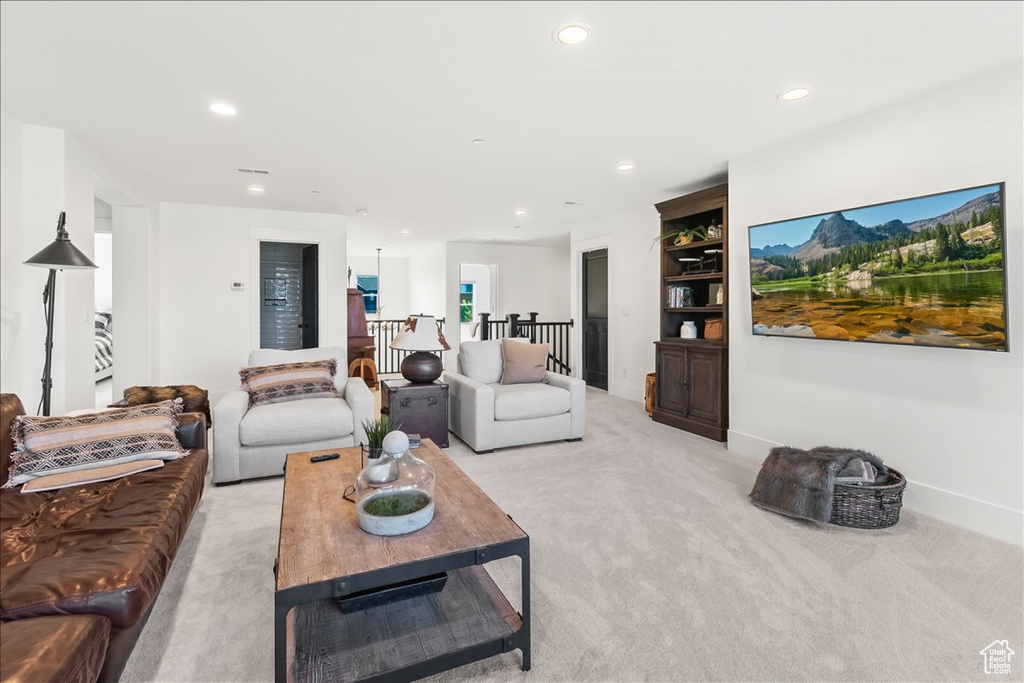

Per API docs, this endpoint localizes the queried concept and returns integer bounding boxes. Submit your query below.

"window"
[460,282,474,323]
[357,275,379,315]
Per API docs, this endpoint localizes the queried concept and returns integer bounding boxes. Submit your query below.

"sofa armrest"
[343,378,375,445]
[177,413,208,451]
[212,390,249,484]
[547,373,586,439]
[444,371,495,452]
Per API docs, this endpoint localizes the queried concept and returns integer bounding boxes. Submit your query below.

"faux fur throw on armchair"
[749,446,888,523]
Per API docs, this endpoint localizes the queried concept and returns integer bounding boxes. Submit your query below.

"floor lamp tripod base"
[40,268,57,416]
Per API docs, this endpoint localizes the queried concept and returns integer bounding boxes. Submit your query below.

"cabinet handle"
[400,398,411,408]
[427,397,438,406]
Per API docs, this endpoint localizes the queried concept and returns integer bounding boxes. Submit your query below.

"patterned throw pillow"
[239,359,340,407]
[4,400,188,488]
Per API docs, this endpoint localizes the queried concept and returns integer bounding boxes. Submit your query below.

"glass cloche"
[355,430,435,536]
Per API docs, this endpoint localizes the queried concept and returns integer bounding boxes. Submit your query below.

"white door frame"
[248,228,328,350]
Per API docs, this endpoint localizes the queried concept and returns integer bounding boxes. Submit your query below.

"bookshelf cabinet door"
[656,346,687,414]
[686,349,721,423]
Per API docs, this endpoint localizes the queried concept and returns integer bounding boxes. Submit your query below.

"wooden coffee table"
[274,440,530,682]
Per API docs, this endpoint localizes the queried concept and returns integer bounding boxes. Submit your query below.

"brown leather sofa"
[0,394,209,683]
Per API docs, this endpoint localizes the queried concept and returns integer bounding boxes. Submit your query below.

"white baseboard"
[727,429,1023,547]
[609,381,644,404]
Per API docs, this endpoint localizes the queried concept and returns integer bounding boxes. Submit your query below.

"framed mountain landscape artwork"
[748,183,1007,351]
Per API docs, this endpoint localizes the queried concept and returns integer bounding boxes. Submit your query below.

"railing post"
[508,313,520,338]
[528,312,538,342]
[479,312,490,340]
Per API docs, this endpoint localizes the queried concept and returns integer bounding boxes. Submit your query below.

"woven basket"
[830,468,906,529]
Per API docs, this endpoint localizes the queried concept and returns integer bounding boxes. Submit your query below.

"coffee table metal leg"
[274,595,288,683]
[520,543,531,671]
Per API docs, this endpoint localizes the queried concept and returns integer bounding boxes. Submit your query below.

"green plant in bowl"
[362,491,431,517]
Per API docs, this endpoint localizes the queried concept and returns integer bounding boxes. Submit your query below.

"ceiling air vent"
[236,167,271,175]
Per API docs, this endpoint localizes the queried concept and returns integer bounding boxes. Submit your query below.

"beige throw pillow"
[21,459,164,493]
[500,339,550,385]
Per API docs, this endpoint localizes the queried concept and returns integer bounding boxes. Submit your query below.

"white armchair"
[212,347,375,484]
[444,339,585,453]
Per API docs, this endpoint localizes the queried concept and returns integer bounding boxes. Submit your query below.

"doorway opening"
[459,263,497,343]
[582,248,608,390]
[259,242,319,350]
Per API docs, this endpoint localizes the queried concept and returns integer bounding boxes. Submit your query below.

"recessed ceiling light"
[210,102,237,116]
[472,138,485,145]
[779,87,812,102]
[616,162,635,172]
[554,24,590,45]
[515,209,527,216]
[400,230,411,235]
[247,185,264,193]
[564,201,578,205]
[514,225,521,230]
[310,190,320,195]
[356,208,368,216]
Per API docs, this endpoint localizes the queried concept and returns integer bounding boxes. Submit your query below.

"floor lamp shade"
[23,212,97,416]
[390,315,450,383]
[24,212,97,270]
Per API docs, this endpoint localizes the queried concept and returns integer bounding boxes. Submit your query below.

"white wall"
[727,63,1024,545]
[1,111,150,412]
[157,203,346,404]
[93,233,113,312]
[0,111,25,390]
[408,243,446,321]
[570,206,662,402]
[0,120,95,413]
[347,254,410,319]
[111,206,152,396]
[444,242,571,368]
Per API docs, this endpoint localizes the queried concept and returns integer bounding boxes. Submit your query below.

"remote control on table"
[310,453,340,463]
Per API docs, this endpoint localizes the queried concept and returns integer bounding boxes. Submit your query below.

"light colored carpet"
[122,389,1023,682]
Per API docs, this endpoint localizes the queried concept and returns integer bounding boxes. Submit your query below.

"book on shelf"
[666,284,694,308]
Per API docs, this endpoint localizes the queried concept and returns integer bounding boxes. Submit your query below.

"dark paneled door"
[582,249,608,390]
[301,245,319,349]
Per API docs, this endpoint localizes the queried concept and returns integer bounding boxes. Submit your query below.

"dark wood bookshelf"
[653,184,729,442]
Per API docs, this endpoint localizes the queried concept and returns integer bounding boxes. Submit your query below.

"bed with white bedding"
[95,311,113,381]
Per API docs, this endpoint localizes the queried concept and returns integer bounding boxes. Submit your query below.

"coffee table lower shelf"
[286,565,523,682]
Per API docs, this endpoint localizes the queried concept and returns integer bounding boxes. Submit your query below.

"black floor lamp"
[23,212,97,416]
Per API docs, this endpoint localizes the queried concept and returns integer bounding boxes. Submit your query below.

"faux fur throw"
[749,446,887,523]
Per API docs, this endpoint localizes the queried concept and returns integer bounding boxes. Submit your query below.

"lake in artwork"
[748,184,1007,351]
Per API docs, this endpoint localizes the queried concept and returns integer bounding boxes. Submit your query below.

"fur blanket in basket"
[749,446,887,523]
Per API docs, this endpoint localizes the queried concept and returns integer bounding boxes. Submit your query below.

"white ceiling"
[2,1,1021,257]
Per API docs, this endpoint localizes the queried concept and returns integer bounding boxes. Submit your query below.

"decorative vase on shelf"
[356,431,436,536]
[680,321,698,339]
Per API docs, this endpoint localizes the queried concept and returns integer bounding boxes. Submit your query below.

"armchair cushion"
[239,397,354,447]
[457,339,504,384]
[492,384,571,421]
